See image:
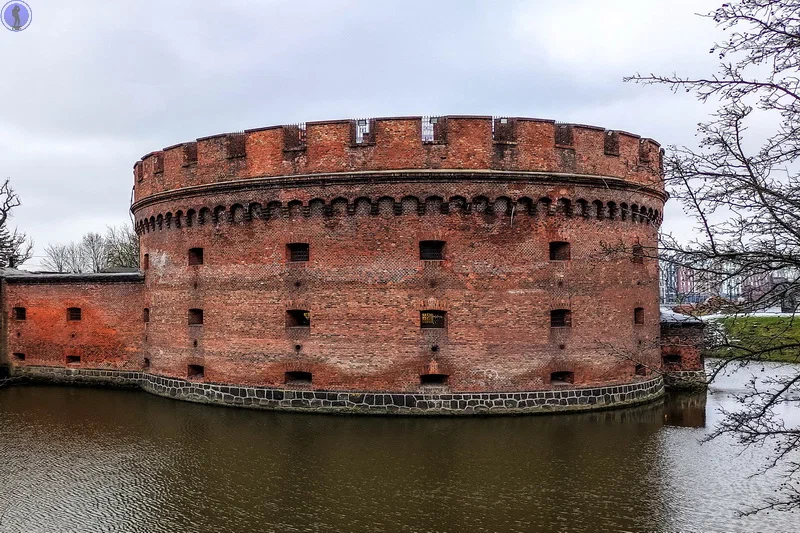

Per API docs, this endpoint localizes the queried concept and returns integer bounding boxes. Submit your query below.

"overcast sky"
[1,0,724,268]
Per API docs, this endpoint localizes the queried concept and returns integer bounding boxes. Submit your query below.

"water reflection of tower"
[663,392,707,428]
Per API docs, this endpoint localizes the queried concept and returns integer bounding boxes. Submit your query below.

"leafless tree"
[41,243,69,273]
[80,232,106,273]
[104,224,139,269]
[0,179,33,268]
[627,0,800,514]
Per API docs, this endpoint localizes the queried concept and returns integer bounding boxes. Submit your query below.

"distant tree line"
[42,224,139,273]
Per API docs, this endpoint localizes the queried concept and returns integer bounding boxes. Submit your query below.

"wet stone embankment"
[9,366,664,415]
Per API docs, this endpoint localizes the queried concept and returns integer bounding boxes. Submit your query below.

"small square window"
[188,364,204,380]
[634,307,645,325]
[67,307,82,321]
[420,310,447,329]
[632,244,644,264]
[420,240,445,261]
[550,371,574,384]
[285,371,312,385]
[143,308,150,323]
[188,309,204,325]
[287,243,309,262]
[13,353,25,362]
[635,364,647,376]
[549,241,570,261]
[550,309,571,328]
[12,307,26,320]
[286,310,311,328]
[66,355,81,365]
[188,248,204,266]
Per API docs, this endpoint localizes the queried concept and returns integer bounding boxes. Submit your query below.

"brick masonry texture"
[10,366,664,415]
[0,115,690,415]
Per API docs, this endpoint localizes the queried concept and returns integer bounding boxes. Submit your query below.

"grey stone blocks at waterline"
[9,365,665,415]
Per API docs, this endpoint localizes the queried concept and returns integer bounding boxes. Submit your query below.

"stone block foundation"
[10,366,664,416]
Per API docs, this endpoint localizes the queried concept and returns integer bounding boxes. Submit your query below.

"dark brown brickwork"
[127,116,666,394]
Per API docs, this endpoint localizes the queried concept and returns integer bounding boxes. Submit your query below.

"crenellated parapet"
[132,116,663,204]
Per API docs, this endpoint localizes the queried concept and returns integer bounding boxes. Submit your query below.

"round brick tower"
[132,116,666,414]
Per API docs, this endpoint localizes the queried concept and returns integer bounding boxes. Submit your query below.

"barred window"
[287,243,309,262]
[634,307,645,325]
[419,240,445,260]
[67,307,82,321]
[420,310,446,329]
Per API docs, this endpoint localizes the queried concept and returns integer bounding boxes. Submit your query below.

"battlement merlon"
[132,116,664,203]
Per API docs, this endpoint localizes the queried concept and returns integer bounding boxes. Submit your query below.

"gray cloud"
[0,0,724,267]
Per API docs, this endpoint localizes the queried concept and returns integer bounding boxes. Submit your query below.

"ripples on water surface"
[0,361,798,532]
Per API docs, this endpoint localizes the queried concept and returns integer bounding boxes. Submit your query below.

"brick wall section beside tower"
[2,275,143,369]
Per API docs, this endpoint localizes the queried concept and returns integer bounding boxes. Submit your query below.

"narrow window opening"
[634,307,645,325]
[285,371,312,386]
[12,307,26,320]
[420,373,449,386]
[632,244,644,264]
[67,307,82,321]
[419,240,445,261]
[143,357,150,369]
[549,241,571,261]
[635,364,647,376]
[143,308,150,323]
[153,153,164,174]
[352,118,376,145]
[287,243,309,262]
[420,310,447,329]
[226,132,246,159]
[13,353,25,361]
[422,116,446,143]
[143,253,150,270]
[66,355,81,365]
[188,247,204,266]
[188,309,204,325]
[550,371,574,385]
[183,142,198,166]
[554,124,574,146]
[188,364,204,380]
[663,354,682,368]
[550,309,572,328]
[286,309,311,328]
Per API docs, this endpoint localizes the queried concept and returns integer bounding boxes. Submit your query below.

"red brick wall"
[3,278,143,369]
[136,179,663,391]
[133,116,663,203]
[660,324,705,371]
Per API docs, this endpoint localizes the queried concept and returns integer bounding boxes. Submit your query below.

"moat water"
[0,362,798,533]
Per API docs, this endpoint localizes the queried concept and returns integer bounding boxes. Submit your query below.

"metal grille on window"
[421,310,446,329]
